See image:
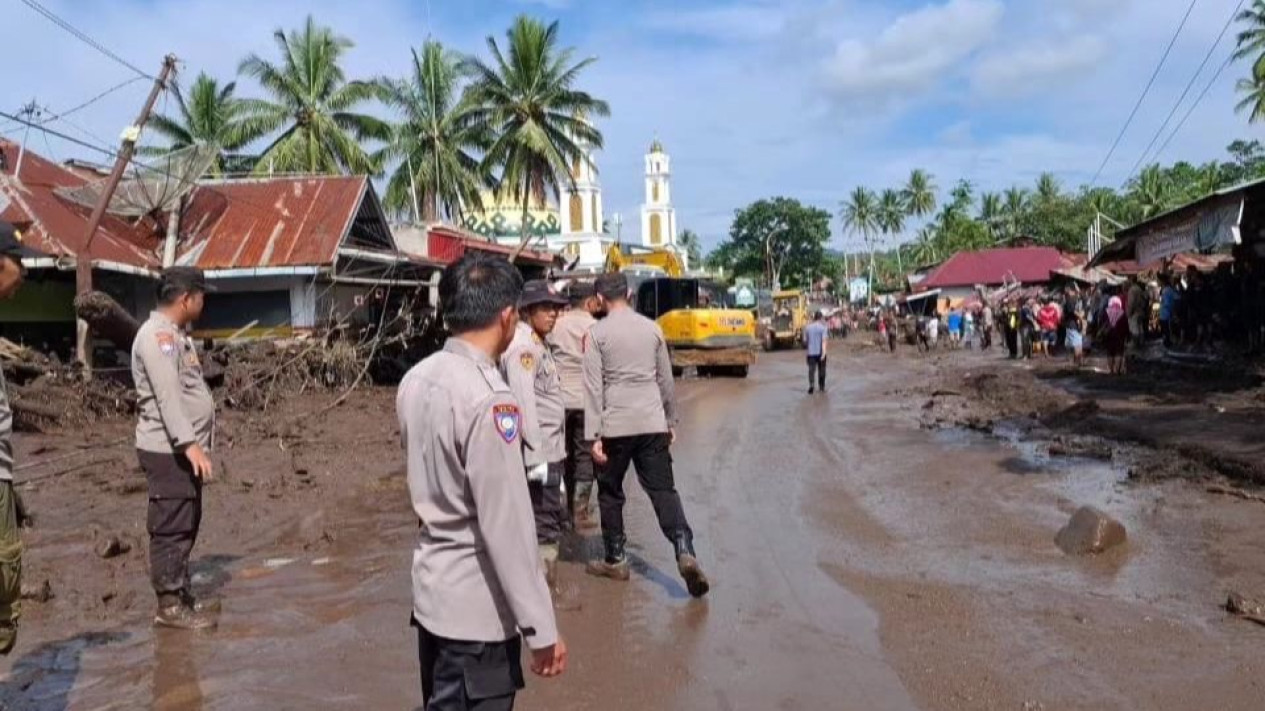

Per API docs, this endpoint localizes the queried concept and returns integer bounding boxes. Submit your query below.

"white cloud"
[641,4,787,42]
[971,35,1108,98]
[821,0,1003,103]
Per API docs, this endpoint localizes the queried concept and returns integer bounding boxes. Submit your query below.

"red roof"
[425,223,557,267]
[179,176,367,269]
[919,247,1071,289]
[0,139,162,266]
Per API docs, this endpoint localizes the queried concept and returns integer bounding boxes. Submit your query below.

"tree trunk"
[74,291,140,354]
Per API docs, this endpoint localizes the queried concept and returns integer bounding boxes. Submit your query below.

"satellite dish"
[55,144,218,217]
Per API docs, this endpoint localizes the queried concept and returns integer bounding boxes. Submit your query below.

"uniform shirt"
[549,308,596,411]
[397,338,557,650]
[131,311,216,454]
[0,368,12,482]
[501,322,566,467]
[583,306,677,441]
[804,321,828,357]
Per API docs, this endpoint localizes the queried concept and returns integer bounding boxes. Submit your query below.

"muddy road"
[2,349,1263,710]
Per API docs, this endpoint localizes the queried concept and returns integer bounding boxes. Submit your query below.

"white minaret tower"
[556,116,610,267]
[640,138,677,251]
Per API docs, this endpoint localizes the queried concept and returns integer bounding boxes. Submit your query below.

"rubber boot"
[155,594,217,631]
[674,532,710,599]
[541,544,582,611]
[572,481,596,530]
[585,534,630,581]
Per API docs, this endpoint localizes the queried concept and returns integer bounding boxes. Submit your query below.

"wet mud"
[1,347,1263,709]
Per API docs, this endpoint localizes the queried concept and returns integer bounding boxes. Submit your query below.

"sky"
[1,0,1258,254]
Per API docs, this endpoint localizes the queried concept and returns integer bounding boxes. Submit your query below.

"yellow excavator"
[604,244,757,377]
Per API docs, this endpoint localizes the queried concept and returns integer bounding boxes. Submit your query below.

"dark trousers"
[807,355,826,390]
[982,325,993,350]
[563,410,595,514]
[138,450,202,603]
[417,622,523,711]
[529,462,565,545]
[598,433,691,547]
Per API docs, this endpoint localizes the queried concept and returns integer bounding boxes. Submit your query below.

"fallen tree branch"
[1206,484,1265,504]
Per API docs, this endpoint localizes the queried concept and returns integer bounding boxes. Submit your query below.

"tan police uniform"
[0,366,19,654]
[398,337,557,702]
[501,322,567,544]
[582,304,694,560]
[132,310,216,604]
[550,307,597,517]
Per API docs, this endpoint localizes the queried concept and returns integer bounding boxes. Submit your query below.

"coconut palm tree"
[465,16,610,256]
[841,186,879,299]
[877,188,907,274]
[1002,186,1029,240]
[1195,161,1226,197]
[238,15,388,175]
[903,168,937,220]
[1128,165,1174,220]
[1234,0,1265,75]
[677,229,703,267]
[911,225,938,264]
[142,72,268,175]
[1035,172,1062,205]
[1237,66,1265,124]
[374,40,493,223]
[978,191,1003,241]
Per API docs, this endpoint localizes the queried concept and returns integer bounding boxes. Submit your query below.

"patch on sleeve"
[519,352,535,371]
[156,331,177,357]
[492,404,521,444]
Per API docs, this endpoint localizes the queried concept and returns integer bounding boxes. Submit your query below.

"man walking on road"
[0,222,34,654]
[550,282,602,528]
[583,272,710,598]
[500,280,577,609]
[398,253,566,710]
[804,310,828,394]
[132,267,220,630]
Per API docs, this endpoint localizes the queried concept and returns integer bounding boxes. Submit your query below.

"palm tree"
[677,229,703,267]
[903,169,937,220]
[1035,172,1061,205]
[1002,187,1029,240]
[911,225,938,264]
[142,72,267,175]
[877,188,907,274]
[238,15,388,175]
[1234,0,1265,75]
[1129,165,1173,220]
[1195,161,1226,196]
[841,186,879,300]
[374,41,493,223]
[465,16,610,257]
[978,191,1003,242]
[1237,66,1265,124]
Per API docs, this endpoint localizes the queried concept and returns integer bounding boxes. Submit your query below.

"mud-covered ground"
[2,343,1264,710]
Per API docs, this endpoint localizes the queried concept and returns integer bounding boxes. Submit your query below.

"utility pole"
[75,54,178,370]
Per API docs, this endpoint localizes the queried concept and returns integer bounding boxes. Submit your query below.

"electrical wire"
[1153,52,1237,162]
[1090,0,1201,186]
[18,0,155,80]
[43,76,148,124]
[1125,0,1245,180]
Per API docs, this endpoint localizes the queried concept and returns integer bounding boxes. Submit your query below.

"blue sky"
[2,0,1257,254]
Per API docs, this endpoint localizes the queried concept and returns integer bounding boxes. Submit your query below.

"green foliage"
[713,197,831,289]
[141,72,267,175]
[677,229,703,266]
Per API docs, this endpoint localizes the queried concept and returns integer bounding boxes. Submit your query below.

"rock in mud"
[94,535,131,559]
[1225,592,1265,626]
[20,578,53,603]
[1055,506,1127,556]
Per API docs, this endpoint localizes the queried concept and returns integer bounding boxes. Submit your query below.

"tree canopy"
[710,197,831,289]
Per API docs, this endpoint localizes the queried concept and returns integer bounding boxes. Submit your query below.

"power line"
[1125,0,1245,180]
[1154,52,1237,161]
[18,0,155,80]
[45,76,148,124]
[1090,0,1201,186]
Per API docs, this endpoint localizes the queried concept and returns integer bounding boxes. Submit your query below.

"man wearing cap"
[399,253,566,710]
[499,279,573,607]
[0,221,35,654]
[583,272,710,598]
[131,266,219,630]
[549,281,603,528]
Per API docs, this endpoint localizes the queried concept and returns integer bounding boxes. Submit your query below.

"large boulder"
[1055,506,1127,555]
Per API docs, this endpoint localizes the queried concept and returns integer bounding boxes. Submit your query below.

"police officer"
[549,281,602,528]
[132,267,219,630]
[0,222,34,654]
[398,253,566,711]
[499,280,573,606]
[582,272,710,598]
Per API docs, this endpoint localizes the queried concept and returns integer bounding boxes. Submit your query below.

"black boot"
[673,532,710,598]
[586,533,630,581]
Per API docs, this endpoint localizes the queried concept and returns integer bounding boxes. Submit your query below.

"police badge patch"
[519,352,535,371]
[492,404,521,443]
[156,332,177,357]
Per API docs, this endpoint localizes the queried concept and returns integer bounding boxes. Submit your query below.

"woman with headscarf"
[1099,294,1130,374]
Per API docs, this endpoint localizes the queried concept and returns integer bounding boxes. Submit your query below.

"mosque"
[461,135,685,270]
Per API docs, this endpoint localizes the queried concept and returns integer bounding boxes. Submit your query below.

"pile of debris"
[0,338,135,432]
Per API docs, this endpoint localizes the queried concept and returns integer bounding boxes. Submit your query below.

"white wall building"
[640,139,679,258]
[553,126,612,269]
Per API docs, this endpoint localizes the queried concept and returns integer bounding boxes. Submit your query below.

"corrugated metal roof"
[0,139,162,266]
[920,247,1071,289]
[178,176,367,269]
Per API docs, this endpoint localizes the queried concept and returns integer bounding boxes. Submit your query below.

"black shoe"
[672,533,711,598]
[808,388,815,394]
[587,534,631,582]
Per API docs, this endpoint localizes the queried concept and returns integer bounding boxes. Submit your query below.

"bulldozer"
[759,289,809,350]
[604,244,756,377]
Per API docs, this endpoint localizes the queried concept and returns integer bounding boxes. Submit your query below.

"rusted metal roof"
[425,223,558,267]
[0,139,162,266]
[920,247,1072,289]
[179,176,368,269]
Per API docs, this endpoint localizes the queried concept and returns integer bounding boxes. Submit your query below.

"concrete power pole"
[75,54,178,370]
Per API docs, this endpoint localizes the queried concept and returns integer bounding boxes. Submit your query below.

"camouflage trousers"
[0,480,21,655]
